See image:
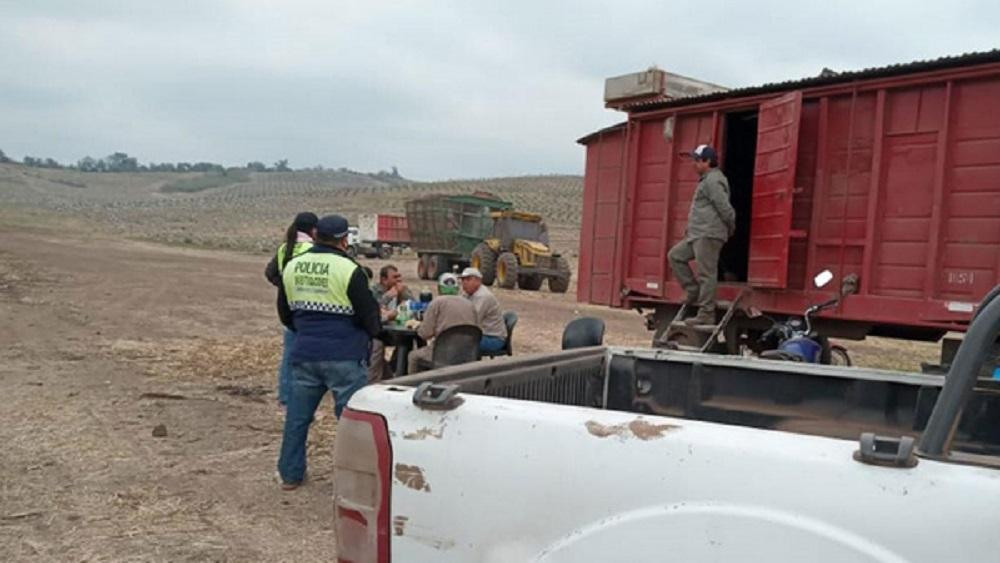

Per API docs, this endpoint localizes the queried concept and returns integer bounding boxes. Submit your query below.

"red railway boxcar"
[577,51,1000,358]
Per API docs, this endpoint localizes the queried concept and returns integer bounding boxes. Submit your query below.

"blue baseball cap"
[316,214,350,239]
[688,144,718,162]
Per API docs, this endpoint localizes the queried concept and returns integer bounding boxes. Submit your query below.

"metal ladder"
[658,289,748,352]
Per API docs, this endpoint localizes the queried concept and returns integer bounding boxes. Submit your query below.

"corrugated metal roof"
[576,121,627,145]
[623,49,1000,112]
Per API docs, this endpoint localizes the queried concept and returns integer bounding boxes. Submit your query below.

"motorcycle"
[756,271,856,366]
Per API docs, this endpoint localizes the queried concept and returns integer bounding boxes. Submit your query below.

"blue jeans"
[277,328,295,405]
[277,360,367,484]
[480,335,506,354]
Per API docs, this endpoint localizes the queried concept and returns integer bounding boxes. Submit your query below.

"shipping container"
[577,51,1000,352]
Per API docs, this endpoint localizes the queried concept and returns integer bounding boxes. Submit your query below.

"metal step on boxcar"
[659,292,748,353]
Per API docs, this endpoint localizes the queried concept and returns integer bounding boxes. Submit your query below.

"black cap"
[316,214,350,239]
[292,211,318,233]
[689,144,718,162]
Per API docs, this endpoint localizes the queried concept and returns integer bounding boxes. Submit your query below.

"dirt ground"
[0,166,941,560]
[0,223,657,561]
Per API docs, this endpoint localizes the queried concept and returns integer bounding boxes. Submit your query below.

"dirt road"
[0,224,649,561]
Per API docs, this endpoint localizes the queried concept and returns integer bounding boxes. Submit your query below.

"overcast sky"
[1,1,997,180]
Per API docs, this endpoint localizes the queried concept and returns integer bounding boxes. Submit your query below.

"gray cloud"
[1,0,997,179]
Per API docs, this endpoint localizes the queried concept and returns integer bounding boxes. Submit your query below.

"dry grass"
[837,336,941,372]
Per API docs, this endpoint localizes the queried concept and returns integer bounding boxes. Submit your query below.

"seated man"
[459,267,507,354]
[369,264,413,381]
[371,264,413,309]
[407,273,478,374]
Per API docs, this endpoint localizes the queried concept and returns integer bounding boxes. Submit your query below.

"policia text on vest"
[283,253,358,315]
[276,245,380,364]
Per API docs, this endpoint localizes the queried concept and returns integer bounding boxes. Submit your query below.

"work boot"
[684,308,716,326]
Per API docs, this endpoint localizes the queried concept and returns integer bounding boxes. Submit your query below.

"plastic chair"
[561,317,606,350]
[416,324,482,371]
[483,311,518,358]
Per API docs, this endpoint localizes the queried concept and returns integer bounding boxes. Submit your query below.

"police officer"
[669,145,736,326]
[276,214,380,491]
[264,211,318,408]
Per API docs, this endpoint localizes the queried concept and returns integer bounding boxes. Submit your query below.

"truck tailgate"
[345,384,1000,562]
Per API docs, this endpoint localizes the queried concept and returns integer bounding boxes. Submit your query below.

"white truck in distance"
[332,289,1000,562]
[350,213,410,259]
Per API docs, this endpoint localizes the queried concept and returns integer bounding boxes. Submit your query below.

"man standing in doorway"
[668,144,736,326]
[276,214,381,491]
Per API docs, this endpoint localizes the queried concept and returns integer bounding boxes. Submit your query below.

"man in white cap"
[459,267,507,354]
[407,273,478,373]
[668,144,735,326]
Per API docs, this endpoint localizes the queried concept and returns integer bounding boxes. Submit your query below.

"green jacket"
[686,168,736,241]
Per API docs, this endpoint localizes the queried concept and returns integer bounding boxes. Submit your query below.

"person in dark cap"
[669,144,735,326]
[275,214,380,491]
[264,212,318,409]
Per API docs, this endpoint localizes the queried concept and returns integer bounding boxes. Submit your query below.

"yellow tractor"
[470,210,572,293]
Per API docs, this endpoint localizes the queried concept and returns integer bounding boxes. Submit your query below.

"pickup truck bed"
[334,345,1000,562]
[396,347,1000,455]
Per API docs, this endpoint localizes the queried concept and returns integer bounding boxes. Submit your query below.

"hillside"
[0,164,583,253]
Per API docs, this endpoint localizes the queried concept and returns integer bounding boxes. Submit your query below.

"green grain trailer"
[406,193,513,280]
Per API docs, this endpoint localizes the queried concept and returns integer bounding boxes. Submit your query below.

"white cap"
[458,267,483,279]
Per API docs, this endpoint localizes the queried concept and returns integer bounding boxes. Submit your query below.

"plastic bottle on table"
[396,301,411,325]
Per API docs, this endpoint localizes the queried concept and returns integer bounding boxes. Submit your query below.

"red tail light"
[334,408,391,563]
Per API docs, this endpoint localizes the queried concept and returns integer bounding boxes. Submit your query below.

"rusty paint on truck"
[585,418,679,440]
[393,515,409,536]
[395,463,431,492]
[403,425,446,440]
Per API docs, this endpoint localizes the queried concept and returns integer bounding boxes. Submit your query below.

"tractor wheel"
[496,252,518,289]
[417,255,429,280]
[548,256,571,293]
[517,274,543,291]
[471,243,498,285]
[378,245,393,259]
[427,254,447,281]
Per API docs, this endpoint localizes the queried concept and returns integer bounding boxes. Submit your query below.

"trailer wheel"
[471,243,497,285]
[548,256,571,293]
[417,255,429,280]
[496,253,518,289]
[427,254,447,281]
[378,245,393,260]
[517,274,543,291]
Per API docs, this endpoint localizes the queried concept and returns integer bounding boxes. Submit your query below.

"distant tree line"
[0,148,403,179]
[1,149,294,174]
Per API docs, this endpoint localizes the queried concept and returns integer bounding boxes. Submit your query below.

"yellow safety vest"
[276,241,314,275]
[282,251,357,315]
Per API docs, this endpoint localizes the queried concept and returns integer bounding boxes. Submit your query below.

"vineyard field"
[0,164,584,254]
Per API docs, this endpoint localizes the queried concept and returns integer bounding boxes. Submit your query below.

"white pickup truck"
[332,290,1000,562]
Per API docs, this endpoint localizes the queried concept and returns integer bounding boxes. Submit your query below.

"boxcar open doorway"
[720,109,758,283]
